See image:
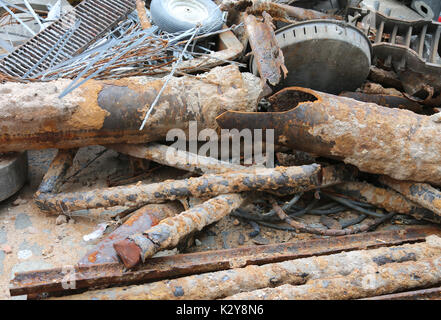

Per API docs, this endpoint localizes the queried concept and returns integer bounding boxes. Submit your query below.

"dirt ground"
[0,146,419,300]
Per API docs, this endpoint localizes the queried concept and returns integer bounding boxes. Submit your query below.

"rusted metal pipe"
[339,92,425,114]
[328,181,441,224]
[114,194,245,268]
[225,249,441,299]
[244,12,287,86]
[35,164,352,213]
[216,87,441,184]
[78,202,183,265]
[362,287,441,300]
[11,226,438,298]
[37,148,77,194]
[53,237,441,299]
[380,176,441,218]
[107,143,245,174]
[0,65,262,152]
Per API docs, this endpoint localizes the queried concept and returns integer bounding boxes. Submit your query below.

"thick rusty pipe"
[78,202,183,265]
[35,164,353,213]
[217,87,441,185]
[0,65,262,152]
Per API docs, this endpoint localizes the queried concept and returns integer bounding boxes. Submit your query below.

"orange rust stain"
[88,251,98,263]
[432,199,441,210]
[65,80,109,130]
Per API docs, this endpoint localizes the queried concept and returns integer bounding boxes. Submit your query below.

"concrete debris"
[2,0,441,301]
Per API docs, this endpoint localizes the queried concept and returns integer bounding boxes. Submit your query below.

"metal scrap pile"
[2,0,441,300]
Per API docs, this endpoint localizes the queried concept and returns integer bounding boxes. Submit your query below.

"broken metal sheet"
[78,202,183,265]
[0,65,262,153]
[339,92,426,114]
[380,176,441,217]
[244,12,287,86]
[114,193,245,268]
[216,87,441,185]
[11,226,438,298]
[37,148,77,194]
[225,246,441,299]
[50,234,441,300]
[328,181,441,224]
[34,164,353,213]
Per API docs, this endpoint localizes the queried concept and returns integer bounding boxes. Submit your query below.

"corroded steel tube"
[37,148,77,194]
[108,143,245,174]
[226,250,441,299]
[329,181,441,224]
[78,202,183,265]
[54,238,441,300]
[216,87,441,184]
[339,92,424,114]
[35,164,351,213]
[0,65,261,152]
[114,193,245,268]
[380,176,441,217]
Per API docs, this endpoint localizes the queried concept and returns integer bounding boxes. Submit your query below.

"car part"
[0,152,27,202]
[411,0,441,21]
[250,20,372,94]
[150,0,224,33]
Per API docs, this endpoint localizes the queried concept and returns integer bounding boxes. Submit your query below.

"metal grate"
[0,0,136,78]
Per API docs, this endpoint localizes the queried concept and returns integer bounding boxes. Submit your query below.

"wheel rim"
[166,0,210,24]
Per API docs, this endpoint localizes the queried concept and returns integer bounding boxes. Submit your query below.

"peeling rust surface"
[78,202,183,265]
[226,238,441,299]
[52,235,441,300]
[217,87,441,184]
[244,13,287,86]
[0,66,261,152]
[380,176,441,218]
[35,164,349,213]
[329,181,441,224]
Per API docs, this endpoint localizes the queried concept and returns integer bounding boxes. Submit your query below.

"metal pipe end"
[113,239,142,269]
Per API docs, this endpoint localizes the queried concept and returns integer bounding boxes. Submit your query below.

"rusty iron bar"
[50,234,441,300]
[339,92,425,114]
[244,13,287,86]
[216,87,441,185]
[107,143,246,174]
[362,287,441,300]
[37,149,77,194]
[11,226,437,298]
[225,246,441,299]
[329,181,441,224]
[135,0,151,30]
[78,202,183,265]
[380,176,441,218]
[0,65,261,153]
[114,194,245,268]
[35,164,353,213]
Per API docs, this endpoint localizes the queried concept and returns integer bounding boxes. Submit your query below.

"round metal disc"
[0,152,28,201]
[251,20,372,94]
